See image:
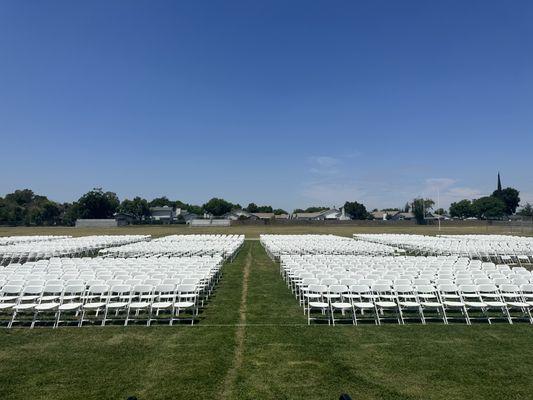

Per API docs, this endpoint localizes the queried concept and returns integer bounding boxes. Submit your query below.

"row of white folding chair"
[0,282,200,328]
[304,283,533,325]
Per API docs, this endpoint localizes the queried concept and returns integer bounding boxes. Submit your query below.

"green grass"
[1,241,533,399]
[0,223,531,238]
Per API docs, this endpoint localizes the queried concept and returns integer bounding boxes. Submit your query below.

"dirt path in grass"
[219,243,252,399]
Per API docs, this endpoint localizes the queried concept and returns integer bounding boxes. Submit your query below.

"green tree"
[449,200,474,219]
[492,187,520,215]
[343,201,369,220]
[304,206,328,213]
[472,196,506,219]
[77,188,120,219]
[245,203,259,213]
[202,198,234,216]
[411,198,435,224]
[273,209,288,215]
[149,196,174,208]
[119,197,150,220]
[517,203,533,217]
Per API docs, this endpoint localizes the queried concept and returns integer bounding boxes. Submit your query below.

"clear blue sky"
[1,1,532,211]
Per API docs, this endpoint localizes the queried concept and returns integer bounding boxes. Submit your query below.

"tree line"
[1,186,529,227]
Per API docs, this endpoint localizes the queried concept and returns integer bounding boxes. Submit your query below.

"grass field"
[1,239,533,399]
[0,222,531,238]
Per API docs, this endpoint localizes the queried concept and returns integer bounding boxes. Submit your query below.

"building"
[150,206,175,223]
[391,212,416,221]
[293,208,351,221]
[371,210,400,220]
[223,210,258,221]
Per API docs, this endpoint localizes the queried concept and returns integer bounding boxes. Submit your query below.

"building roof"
[150,206,173,212]
[274,214,290,219]
[252,213,275,219]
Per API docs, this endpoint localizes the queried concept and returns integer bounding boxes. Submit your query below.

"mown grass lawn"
[1,241,533,400]
[1,222,530,238]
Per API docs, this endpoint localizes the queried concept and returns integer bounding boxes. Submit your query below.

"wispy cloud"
[308,156,342,176]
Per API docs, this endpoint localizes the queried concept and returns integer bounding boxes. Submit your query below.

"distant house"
[293,208,351,221]
[274,213,290,220]
[371,210,400,220]
[391,212,416,221]
[223,210,258,220]
[114,212,137,225]
[252,212,276,221]
[150,206,175,223]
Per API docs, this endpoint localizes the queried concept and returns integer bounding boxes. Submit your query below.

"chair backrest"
[132,284,153,295]
[22,285,43,295]
[458,285,478,294]
[88,285,109,295]
[328,285,348,294]
[1,284,22,296]
[307,284,327,294]
[477,284,498,293]
[499,284,519,293]
[349,284,371,294]
[394,285,414,293]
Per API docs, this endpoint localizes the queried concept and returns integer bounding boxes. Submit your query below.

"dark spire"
[497,172,502,192]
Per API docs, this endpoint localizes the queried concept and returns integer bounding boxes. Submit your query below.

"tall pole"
[437,187,441,232]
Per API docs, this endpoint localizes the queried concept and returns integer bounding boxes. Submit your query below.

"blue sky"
[1,1,532,211]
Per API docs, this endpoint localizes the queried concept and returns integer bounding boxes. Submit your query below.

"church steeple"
[497,172,502,192]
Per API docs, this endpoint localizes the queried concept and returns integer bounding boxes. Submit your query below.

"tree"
[411,198,435,224]
[119,197,150,220]
[245,203,259,213]
[293,209,305,213]
[434,208,446,216]
[403,202,411,213]
[273,209,288,215]
[149,196,174,208]
[492,187,520,215]
[472,196,506,219]
[343,201,369,220]
[202,198,234,216]
[77,188,120,219]
[517,203,533,217]
[449,200,474,219]
[304,206,328,213]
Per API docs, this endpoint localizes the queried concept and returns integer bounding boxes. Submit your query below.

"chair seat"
[507,302,530,308]
[465,302,488,308]
[62,295,81,301]
[35,303,59,311]
[399,301,420,308]
[309,301,329,308]
[322,294,341,299]
[375,301,397,308]
[421,301,443,308]
[443,301,465,307]
[151,301,172,309]
[106,302,129,309]
[40,295,60,301]
[480,293,501,298]
[304,294,321,299]
[129,302,150,309]
[353,302,374,309]
[59,302,83,311]
[0,303,15,310]
[174,301,194,308]
[83,302,106,309]
[0,296,19,302]
[20,296,40,302]
[13,303,37,310]
[485,301,506,307]
[332,302,352,309]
